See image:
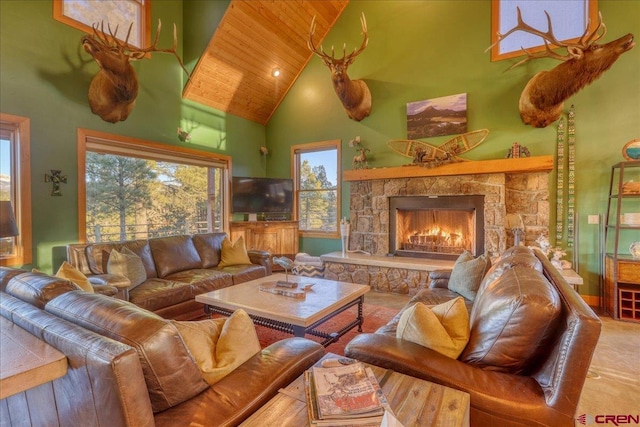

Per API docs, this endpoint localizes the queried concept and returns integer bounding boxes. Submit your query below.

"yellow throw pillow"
[56,261,94,293]
[396,297,470,359]
[217,236,251,268]
[107,247,147,288]
[173,309,261,386]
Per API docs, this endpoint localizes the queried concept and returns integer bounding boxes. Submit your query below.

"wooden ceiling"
[183,0,349,125]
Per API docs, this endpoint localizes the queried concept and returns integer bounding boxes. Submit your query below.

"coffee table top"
[196,274,370,327]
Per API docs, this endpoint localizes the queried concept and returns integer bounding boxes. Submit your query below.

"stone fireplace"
[389,195,485,260]
[347,169,550,258]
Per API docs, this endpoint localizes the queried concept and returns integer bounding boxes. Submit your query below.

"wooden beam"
[343,156,554,181]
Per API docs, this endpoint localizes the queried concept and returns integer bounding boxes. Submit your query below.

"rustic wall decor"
[406,93,467,139]
[45,170,67,196]
[308,13,371,121]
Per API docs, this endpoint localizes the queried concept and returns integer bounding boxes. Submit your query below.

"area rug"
[254,303,398,355]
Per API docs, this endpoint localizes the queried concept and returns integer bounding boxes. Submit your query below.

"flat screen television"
[232,177,294,214]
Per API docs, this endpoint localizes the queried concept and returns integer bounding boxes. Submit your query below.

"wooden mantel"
[343,155,553,181]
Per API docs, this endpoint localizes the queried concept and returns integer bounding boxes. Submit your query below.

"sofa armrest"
[92,284,119,297]
[345,334,549,423]
[428,269,452,288]
[248,250,272,275]
[88,274,131,300]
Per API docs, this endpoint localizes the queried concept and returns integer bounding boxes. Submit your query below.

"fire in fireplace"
[389,195,484,260]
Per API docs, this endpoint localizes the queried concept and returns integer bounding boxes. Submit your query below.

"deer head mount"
[487,8,634,128]
[308,13,372,121]
[82,20,190,123]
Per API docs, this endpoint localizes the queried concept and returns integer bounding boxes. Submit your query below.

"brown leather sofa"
[67,232,271,320]
[345,246,602,427]
[0,268,324,427]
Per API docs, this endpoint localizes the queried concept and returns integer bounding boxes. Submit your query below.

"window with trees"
[0,113,32,266]
[78,129,231,243]
[291,140,341,238]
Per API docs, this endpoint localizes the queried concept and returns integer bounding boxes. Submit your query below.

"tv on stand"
[232,177,293,221]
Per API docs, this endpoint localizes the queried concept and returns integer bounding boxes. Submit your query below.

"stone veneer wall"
[348,172,549,259]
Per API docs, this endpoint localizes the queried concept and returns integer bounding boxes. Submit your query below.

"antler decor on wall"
[82,20,190,123]
[487,8,634,128]
[308,13,371,121]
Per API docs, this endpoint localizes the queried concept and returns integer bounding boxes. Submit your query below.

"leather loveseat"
[67,232,271,320]
[345,246,602,427]
[0,268,324,427]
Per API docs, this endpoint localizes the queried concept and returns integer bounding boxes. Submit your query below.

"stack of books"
[304,361,386,426]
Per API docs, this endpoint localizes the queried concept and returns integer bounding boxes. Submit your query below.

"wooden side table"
[560,268,583,291]
[0,317,67,399]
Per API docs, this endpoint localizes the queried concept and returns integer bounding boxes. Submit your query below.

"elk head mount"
[308,13,372,121]
[81,20,190,123]
[487,8,634,128]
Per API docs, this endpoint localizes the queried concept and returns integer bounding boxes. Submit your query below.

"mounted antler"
[487,8,634,128]
[82,20,190,123]
[308,12,372,121]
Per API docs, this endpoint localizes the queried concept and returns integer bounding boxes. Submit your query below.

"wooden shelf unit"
[603,161,640,322]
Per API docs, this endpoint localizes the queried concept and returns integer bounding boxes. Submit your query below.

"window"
[291,140,341,238]
[0,113,32,266]
[78,129,231,243]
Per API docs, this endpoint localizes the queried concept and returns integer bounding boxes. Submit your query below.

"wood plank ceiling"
[183,0,350,125]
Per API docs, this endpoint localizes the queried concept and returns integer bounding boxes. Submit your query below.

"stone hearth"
[348,172,549,259]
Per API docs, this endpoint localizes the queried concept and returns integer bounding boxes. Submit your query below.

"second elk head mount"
[487,8,634,128]
[308,13,372,122]
[81,20,190,123]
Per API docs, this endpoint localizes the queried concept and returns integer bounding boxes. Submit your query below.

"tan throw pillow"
[217,236,251,268]
[107,247,147,288]
[173,309,261,386]
[55,261,94,293]
[447,251,491,301]
[396,297,470,359]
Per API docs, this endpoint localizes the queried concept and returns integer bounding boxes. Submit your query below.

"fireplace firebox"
[389,195,484,260]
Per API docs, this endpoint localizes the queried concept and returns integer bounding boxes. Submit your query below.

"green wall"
[266,0,640,298]
[0,0,266,272]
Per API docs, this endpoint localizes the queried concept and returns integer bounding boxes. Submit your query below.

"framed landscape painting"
[406,93,467,140]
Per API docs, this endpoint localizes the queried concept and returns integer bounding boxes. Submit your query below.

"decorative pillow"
[217,236,251,268]
[396,297,470,359]
[107,247,147,288]
[447,251,491,301]
[55,261,94,293]
[172,309,261,385]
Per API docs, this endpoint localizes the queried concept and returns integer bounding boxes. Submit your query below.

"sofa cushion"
[172,309,261,386]
[192,232,226,268]
[85,240,157,278]
[218,264,267,285]
[150,235,203,278]
[218,236,251,268]
[5,272,80,308]
[396,297,470,358]
[107,247,147,289]
[56,261,94,293]
[447,251,491,301]
[460,266,561,374]
[128,278,196,313]
[45,291,208,412]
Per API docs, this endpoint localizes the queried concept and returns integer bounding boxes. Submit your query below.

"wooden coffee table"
[196,274,370,347]
[240,353,470,426]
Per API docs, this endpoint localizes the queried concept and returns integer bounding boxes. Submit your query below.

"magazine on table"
[305,362,386,426]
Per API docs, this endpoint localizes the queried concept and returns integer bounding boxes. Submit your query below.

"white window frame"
[291,139,341,239]
[77,128,232,242]
[0,113,32,266]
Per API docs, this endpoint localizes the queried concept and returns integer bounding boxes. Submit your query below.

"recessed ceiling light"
[272,68,281,77]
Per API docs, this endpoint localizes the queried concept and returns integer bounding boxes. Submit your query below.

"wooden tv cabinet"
[230,221,299,265]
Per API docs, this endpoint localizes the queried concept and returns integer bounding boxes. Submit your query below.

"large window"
[78,129,231,243]
[0,113,32,266]
[291,140,341,238]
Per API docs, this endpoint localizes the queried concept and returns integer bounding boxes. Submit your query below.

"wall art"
[406,93,467,140]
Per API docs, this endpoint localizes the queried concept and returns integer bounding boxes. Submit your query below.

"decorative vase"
[340,223,350,256]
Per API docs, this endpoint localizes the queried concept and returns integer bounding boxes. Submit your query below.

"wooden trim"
[490,0,600,62]
[0,113,32,266]
[343,155,553,182]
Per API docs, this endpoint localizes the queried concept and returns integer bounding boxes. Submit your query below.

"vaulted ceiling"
[182,0,350,125]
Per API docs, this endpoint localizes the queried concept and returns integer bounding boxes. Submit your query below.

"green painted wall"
[0,0,266,272]
[266,0,640,298]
